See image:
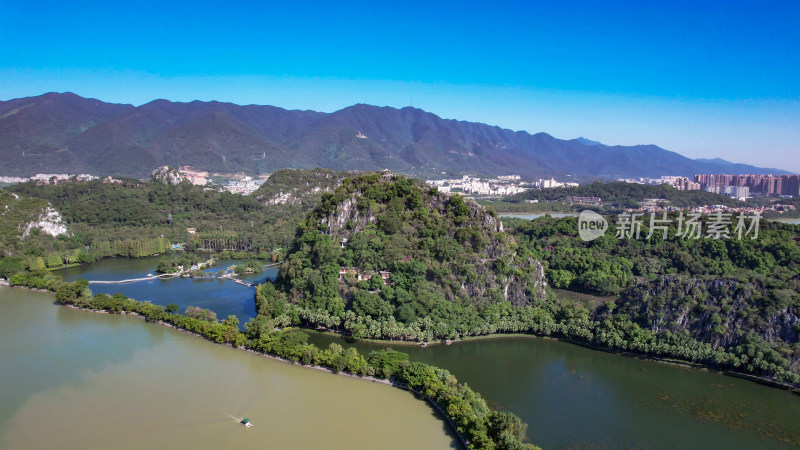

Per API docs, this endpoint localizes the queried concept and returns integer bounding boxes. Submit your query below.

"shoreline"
[305,325,800,393]
[49,251,281,275]
[4,280,798,394]
[19,289,469,449]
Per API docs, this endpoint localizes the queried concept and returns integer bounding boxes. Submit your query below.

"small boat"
[240,418,253,428]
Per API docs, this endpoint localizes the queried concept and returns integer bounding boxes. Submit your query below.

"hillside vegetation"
[0,190,55,271]
[257,172,546,340]
[254,173,800,384]
[252,168,347,206]
[1,169,343,269]
[505,215,800,382]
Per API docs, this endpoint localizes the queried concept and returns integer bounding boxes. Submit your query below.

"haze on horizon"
[1,0,798,172]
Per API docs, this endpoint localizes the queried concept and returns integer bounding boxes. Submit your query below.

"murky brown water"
[0,286,457,450]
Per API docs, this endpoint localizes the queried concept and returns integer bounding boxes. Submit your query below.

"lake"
[59,256,275,325]
[306,333,800,449]
[35,256,800,448]
[0,286,457,449]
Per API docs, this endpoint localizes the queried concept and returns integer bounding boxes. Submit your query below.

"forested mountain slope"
[1,169,345,268]
[506,215,800,381]
[258,172,547,339]
[1,92,789,178]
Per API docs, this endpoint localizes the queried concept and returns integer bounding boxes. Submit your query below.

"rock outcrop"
[150,166,187,185]
[618,276,799,348]
[23,206,69,237]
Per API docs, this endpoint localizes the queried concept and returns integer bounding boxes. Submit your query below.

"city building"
[618,176,700,190]
[672,177,701,191]
[693,174,800,196]
[426,175,529,196]
[534,178,579,189]
[223,176,265,195]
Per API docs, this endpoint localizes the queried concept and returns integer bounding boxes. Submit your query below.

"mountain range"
[0,92,789,179]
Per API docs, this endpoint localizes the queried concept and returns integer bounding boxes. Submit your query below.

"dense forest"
[0,171,334,271]
[505,181,743,210]
[504,215,800,382]
[251,173,800,385]
[3,170,798,386]
[255,172,546,339]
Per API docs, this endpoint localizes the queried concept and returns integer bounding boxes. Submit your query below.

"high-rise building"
[693,174,799,196]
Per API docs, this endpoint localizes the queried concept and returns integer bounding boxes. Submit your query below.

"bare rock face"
[150,166,186,185]
[23,206,69,237]
[321,196,376,240]
[253,168,347,206]
[263,187,324,205]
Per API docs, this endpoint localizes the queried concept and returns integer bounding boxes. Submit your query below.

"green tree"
[367,349,409,378]
[28,256,46,271]
[245,315,274,340]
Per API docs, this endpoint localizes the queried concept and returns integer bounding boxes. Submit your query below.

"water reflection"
[59,256,277,325]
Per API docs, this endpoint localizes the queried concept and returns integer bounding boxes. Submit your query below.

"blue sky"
[1,0,798,171]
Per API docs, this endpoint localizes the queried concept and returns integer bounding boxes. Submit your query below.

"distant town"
[2,170,798,202]
[177,165,266,195]
[425,175,579,197]
[617,174,800,200]
[623,198,796,216]
[0,165,268,196]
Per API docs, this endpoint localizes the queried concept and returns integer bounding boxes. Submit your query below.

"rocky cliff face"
[618,276,799,348]
[322,196,367,238]
[262,186,325,205]
[1,190,69,245]
[22,206,69,237]
[321,174,504,243]
[150,166,187,185]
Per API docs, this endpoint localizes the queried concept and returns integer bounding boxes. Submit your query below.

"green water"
[307,333,800,449]
[18,256,800,449]
[0,286,457,450]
